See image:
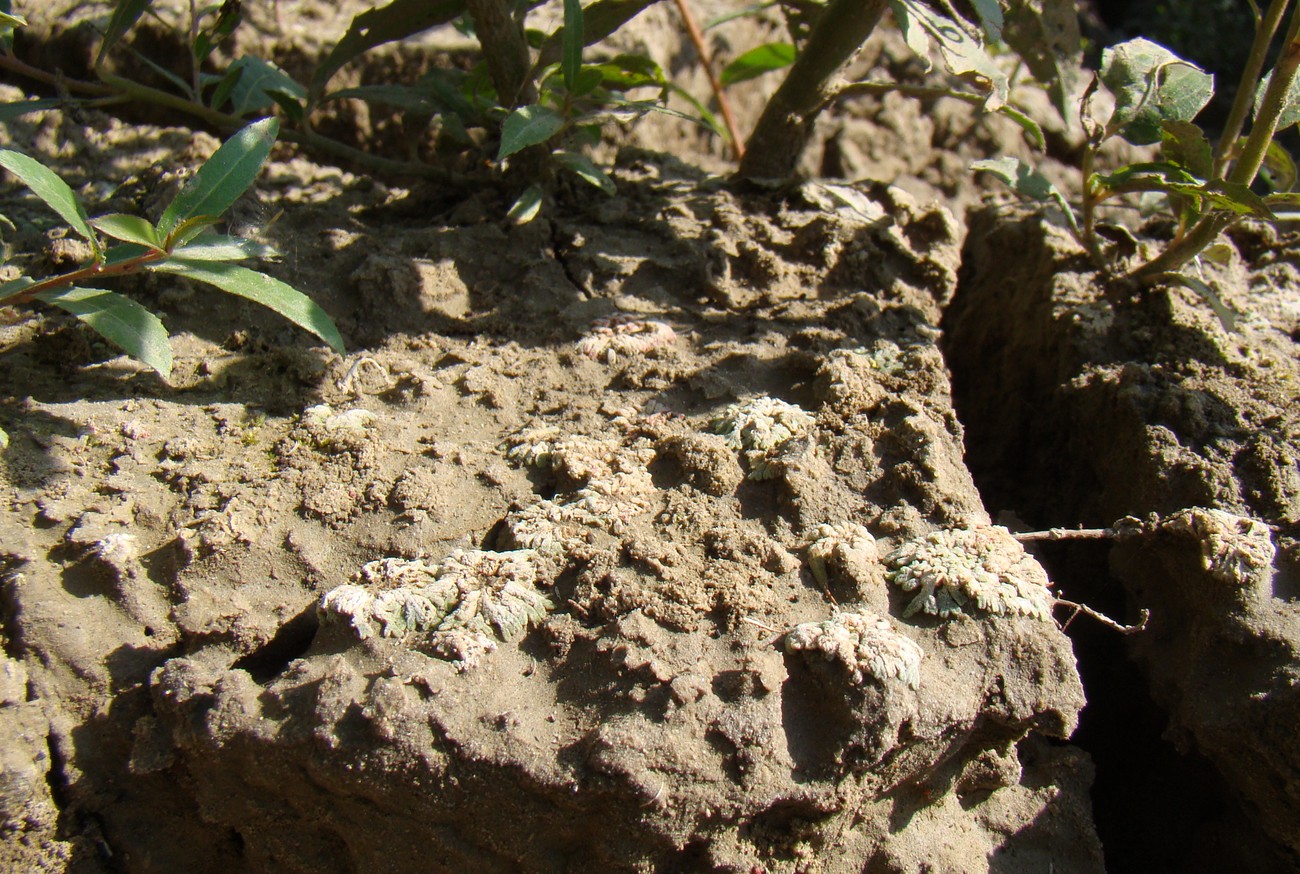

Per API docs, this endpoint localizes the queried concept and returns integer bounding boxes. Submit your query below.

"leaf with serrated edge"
[507,184,544,224]
[151,259,343,352]
[90,213,162,249]
[0,150,100,259]
[35,286,172,376]
[159,117,278,237]
[498,105,564,159]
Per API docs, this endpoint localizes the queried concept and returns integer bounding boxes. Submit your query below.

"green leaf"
[225,56,306,116]
[562,0,584,91]
[170,233,278,261]
[96,0,152,67]
[1160,179,1275,219]
[208,65,244,111]
[0,11,25,27]
[0,426,8,451]
[0,275,35,303]
[498,105,565,159]
[150,259,344,353]
[1261,140,1297,192]
[1255,68,1300,132]
[324,84,436,112]
[34,286,173,376]
[554,150,615,194]
[1100,38,1213,145]
[973,156,1079,232]
[536,0,658,69]
[968,0,1002,41]
[159,117,278,237]
[1002,0,1084,128]
[891,0,1008,109]
[996,103,1045,151]
[1161,272,1238,332]
[506,184,544,224]
[1093,161,1199,190]
[569,66,605,97]
[90,213,163,249]
[0,150,101,260]
[0,99,59,123]
[309,0,465,103]
[1160,119,1214,179]
[720,43,796,87]
[165,215,224,249]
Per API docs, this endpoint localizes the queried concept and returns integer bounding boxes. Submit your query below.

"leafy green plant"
[976,0,1300,317]
[0,117,344,378]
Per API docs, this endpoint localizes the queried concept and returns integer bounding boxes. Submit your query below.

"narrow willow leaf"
[324,84,436,112]
[562,0,585,90]
[665,84,725,139]
[309,0,465,102]
[507,184,544,224]
[536,0,658,69]
[150,259,344,353]
[226,56,306,116]
[996,104,1045,151]
[498,105,564,159]
[554,151,615,194]
[0,275,35,302]
[0,151,101,259]
[96,0,152,67]
[1100,38,1213,145]
[35,286,173,376]
[164,215,224,250]
[892,0,1008,109]
[1002,0,1083,128]
[0,99,58,123]
[170,233,278,261]
[720,43,796,87]
[1162,272,1238,331]
[0,11,25,27]
[973,156,1079,231]
[90,213,162,249]
[591,54,667,89]
[159,117,278,237]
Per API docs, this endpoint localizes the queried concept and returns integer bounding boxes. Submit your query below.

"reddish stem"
[672,0,745,161]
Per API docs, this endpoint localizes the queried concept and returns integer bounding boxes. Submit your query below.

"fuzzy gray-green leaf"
[150,258,343,352]
[35,286,172,376]
[892,0,1008,108]
[159,117,278,237]
[1100,38,1213,145]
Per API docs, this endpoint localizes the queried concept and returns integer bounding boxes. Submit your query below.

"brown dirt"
[0,4,1297,873]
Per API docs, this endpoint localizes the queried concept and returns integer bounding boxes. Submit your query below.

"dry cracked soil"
[1,3,1299,873]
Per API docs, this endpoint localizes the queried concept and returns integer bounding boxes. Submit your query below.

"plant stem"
[3,249,167,308]
[1215,0,1292,176]
[737,0,890,179]
[1131,9,1300,282]
[465,0,537,109]
[672,0,745,160]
